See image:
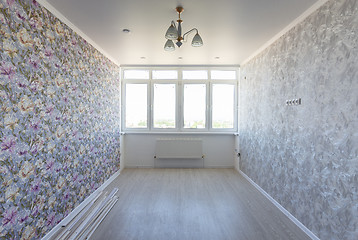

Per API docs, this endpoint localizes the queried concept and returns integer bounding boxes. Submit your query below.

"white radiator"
[155,138,203,159]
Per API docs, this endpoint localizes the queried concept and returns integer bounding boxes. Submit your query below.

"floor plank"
[90,169,311,240]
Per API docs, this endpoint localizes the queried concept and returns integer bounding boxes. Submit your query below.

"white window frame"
[121,66,238,133]
[210,81,237,131]
[122,80,150,130]
[181,81,209,131]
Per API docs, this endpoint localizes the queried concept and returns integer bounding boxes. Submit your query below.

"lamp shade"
[165,24,178,40]
[164,39,175,51]
[191,33,203,47]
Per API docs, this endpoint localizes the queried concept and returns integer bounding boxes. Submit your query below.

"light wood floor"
[91,169,311,240]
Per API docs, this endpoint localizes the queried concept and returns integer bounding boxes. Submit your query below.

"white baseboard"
[42,169,121,240]
[237,169,320,240]
[204,166,234,169]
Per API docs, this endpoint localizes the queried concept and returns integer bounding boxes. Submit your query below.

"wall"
[123,134,235,168]
[239,0,358,239]
[234,136,240,171]
[0,0,120,239]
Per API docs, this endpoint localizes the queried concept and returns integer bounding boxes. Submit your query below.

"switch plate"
[286,98,301,106]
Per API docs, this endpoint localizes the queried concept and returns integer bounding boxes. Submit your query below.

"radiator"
[154,138,203,159]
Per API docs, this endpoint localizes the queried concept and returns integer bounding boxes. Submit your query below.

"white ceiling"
[43,0,318,66]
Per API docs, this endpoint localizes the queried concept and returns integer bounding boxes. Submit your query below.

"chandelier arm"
[182,28,198,42]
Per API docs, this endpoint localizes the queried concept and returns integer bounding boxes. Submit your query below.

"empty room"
[0,0,357,239]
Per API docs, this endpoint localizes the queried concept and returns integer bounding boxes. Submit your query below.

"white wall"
[234,135,240,171]
[122,134,235,168]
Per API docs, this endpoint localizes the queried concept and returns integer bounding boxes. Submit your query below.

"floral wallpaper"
[0,0,120,239]
[239,0,357,239]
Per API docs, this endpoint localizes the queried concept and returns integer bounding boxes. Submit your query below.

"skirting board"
[41,169,121,240]
[238,170,320,240]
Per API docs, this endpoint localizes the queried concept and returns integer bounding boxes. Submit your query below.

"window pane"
[184,84,206,128]
[125,84,147,128]
[152,70,178,79]
[182,70,208,80]
[153,84,176,128]
[123,70,149,79]
[211,70,236,80]
[212,84,234,128]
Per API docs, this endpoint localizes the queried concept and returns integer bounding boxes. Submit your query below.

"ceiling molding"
[36,0,120,66]
[241,0,330,66]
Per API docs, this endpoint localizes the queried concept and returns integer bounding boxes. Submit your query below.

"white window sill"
[121,131,238,136]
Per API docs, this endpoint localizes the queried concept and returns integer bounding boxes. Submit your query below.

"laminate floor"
[91,168,311,240]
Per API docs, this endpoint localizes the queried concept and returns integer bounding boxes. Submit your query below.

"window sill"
[121,131,238,136]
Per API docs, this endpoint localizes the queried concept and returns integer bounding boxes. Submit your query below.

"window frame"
[181,81,209,132]
[121,66,238,133]
[210,81,237,131]
[122,80,150,130]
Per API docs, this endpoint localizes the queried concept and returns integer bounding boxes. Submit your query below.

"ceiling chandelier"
[164,6,203,51]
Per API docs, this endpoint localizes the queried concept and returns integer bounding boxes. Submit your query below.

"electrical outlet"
[286,98,301,106]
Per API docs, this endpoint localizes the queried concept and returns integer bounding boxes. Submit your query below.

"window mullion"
[207,82,212,130]
[149,81,152,130]
[178,69,183,130]
[177,80,183,130]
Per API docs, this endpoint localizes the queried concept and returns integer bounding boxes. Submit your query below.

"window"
[182,70,208,80]
[183,84,206,129]
[122,68,238,132]
[152,70,178,79]
[212,84,235,128]
[211,70,236,80]
[125,84,147,128]
[123,70,149,79]
[153,84,176,128]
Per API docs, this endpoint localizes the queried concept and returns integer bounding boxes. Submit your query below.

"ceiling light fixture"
[164,6,203,51]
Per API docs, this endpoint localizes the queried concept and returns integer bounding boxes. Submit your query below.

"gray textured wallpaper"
[239,0,358,239]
